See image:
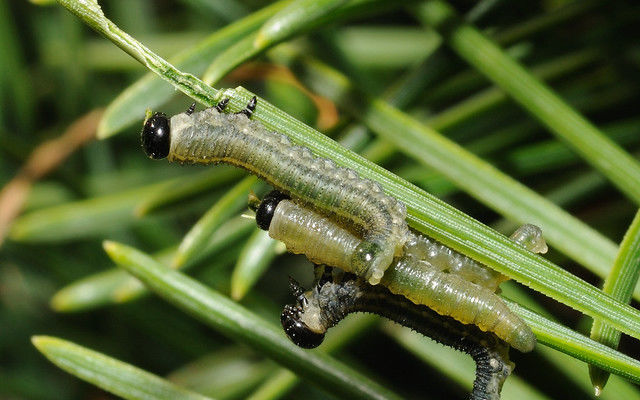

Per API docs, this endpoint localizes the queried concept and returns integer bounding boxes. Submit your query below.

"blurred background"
[1,1,640,399]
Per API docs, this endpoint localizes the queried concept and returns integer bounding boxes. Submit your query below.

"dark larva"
[260,195,545,352]
[283,266,513,400]
[141,99,408,284]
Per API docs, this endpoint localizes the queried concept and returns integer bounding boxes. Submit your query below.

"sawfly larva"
[282,265,513,400]
[141,98,408,284]
[253,191,546,353]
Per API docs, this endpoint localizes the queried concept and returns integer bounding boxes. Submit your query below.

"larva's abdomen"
[381,259,535,352]
[168,108,408,284]
[268,200,359,269]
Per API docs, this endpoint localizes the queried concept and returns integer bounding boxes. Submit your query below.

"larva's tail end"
[352,241,394,285]
[511,224,548,254]
[366,267,387,285]
[511,329,536,353]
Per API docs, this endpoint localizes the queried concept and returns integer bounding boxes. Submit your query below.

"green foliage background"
[2,1,640,399]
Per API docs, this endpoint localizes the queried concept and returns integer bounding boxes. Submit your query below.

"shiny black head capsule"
[142,112,170,159]
[256,190,289,230]
[281,305,325,349]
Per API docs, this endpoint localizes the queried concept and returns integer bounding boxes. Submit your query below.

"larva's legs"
[236,96,257,118]
[215,98,229,113]
[281,265,513,400]
[185,102,196,116]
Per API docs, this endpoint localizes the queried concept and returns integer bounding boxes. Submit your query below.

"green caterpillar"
[141,98,408,284]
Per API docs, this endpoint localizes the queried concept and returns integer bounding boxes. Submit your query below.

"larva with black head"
[254,191,546,353]
[141,98,408,284]
[283,265,514,400]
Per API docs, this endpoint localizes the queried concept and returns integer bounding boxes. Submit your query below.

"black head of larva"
[281,305,325,349]
[142,112,170,159]
[256,190,289,230]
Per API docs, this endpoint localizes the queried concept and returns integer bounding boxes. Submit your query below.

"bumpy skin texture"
[285,267,514,400]
[381,254,536,353]
[269,199,360,269]
[403,233,507,291]
[168,108,408,284]
[267,198,545,352]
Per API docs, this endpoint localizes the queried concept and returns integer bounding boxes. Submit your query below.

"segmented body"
[168,108,408,283]
[268,198,545,352]
[284,266,513,400]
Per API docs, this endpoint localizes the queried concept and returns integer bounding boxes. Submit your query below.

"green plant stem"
[508,118,640,175]
[416,0,640,206]
[247,315,378,400]
[98,0,292,137]
[104,241,403,400]
[56,0,219,107]
[9,181,170,242]
[506,300,640,385]
[166,346,272,398]
[502,283,640,400]
[255,0,348,48]
[174,177,259,268]
[231,229,282,300]
[359,47,600,164]
[135,167,242,216]
[247,369,298,400]
[590,210,640,394]
[51,216,254,311]
[32,336,212,400]
[202,0,412,85]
